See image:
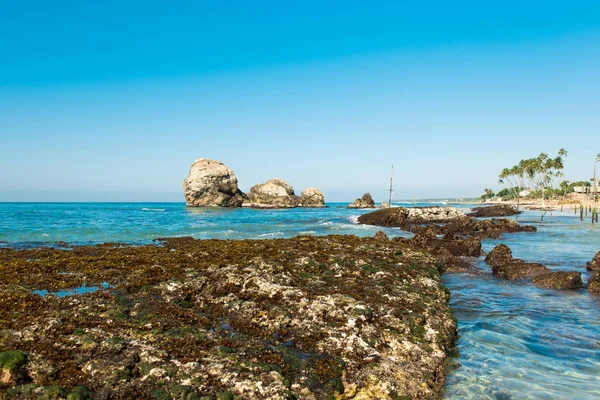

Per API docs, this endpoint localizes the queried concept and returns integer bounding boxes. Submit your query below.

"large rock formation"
[532,271,583,290]
[183,159,245,207]
[467,205,521,218]
[586,251,600,271]
[299,187,325,207]
[347,193,376,208]
[247,178,301,208]
[485,244,549,280]
[358,207,466,228]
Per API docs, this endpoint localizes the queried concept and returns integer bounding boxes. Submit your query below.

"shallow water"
[443,210,600,399]
[33,282,112,297]
[1,202,599,398]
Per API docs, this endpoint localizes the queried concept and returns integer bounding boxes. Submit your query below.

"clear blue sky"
[1,1,599,202]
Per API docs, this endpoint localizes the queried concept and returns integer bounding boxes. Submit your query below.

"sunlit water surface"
[1,202,599,399]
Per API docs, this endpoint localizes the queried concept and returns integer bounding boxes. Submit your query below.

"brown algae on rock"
[0,235,457,399]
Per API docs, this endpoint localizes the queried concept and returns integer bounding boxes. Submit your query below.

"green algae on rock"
[0,350,28,385]
[0,236,457,399]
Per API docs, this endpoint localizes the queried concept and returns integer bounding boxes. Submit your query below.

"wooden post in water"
[580,205,584,221]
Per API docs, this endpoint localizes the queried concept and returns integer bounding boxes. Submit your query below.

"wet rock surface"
[467,205,521,218]
[532,271,583,290]
[373,230,389,241]
[439,218,536,239]
[586,251,600,271]
[359,206,535,240]
[358,207,465,228]
[588,273,600,294]
[485,244,549,280]
[0,236,456,399]
[183,159,246,207]
[346,193,376,209]
[396,227,482,275]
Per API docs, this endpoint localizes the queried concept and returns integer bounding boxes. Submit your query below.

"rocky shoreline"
[0,236,457,399]
[359,206,598,292]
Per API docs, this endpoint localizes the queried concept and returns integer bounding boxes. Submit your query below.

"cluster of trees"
[494,149,568,220]
[485,151,599,221]
[491,181,591,201]
[497,149,567,208]
[480,188,495,201]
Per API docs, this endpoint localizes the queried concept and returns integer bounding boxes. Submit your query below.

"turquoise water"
[0,202,405,245]
[33,282,111,297]
[1,202,599,399]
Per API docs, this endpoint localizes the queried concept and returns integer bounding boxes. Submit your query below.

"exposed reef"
[0,236,457,399]
[467,205,521,218]
[358,207,465,228]
[485,244,549,280]
[358,207,536,240]
[588,273,600,294]
[392,227,483,275]
[532,271,583,290]
[438,217,536,239]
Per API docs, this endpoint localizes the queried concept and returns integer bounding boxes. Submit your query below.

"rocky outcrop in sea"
[485,244,549,280]
[467,205,521,218]
[358,206,466,228]
[247,178,299,208]
[184,158,325,209]
[586,251,600,271]
[588,273,600,294]
[532,271,583,290]
[347,193,376,208]
[299,187,325,208]
[183,158,245,207]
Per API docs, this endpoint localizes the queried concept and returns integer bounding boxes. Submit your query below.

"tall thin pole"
[388,165,394,207]
[594,163,597,203]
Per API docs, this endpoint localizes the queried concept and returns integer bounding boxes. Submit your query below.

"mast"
[388,165,394,207]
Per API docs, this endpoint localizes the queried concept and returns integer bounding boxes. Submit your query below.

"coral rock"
[532,271,583,290]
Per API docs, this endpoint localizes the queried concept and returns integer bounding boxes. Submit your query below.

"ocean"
[1,202,599,399]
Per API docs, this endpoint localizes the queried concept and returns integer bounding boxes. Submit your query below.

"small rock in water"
[588,273,600,294]
[467,205,521,218]
[586,251,600,271]
[532,271,583,290]
[485,244,549,280]
[347,192,376,208]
